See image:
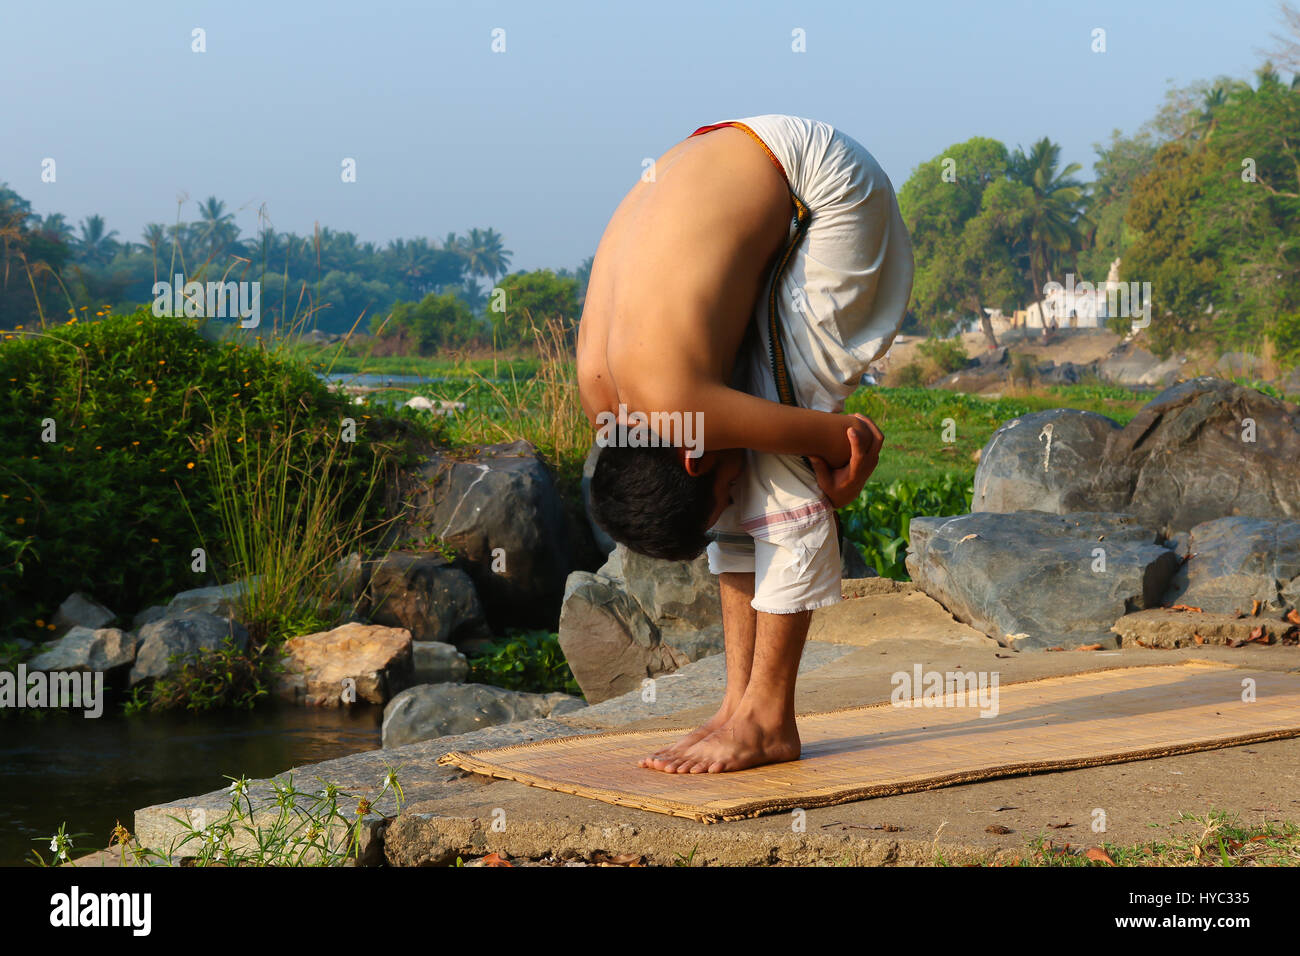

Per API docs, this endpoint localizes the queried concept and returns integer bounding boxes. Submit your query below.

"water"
[0,704,382,866]
[322,372,451,388]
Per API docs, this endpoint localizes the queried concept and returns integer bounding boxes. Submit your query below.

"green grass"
[282,340,540,380]
[846,385,1149,486]
[466,630,583,697]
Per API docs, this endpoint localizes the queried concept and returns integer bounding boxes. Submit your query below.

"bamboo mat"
[437,662,1300,822]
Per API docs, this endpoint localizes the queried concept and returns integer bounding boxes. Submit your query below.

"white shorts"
[706,491,843,614]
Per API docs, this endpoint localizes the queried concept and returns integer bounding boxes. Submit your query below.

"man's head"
[589,435,744,561]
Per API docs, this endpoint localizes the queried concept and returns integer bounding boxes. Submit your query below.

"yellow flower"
[15,517,24,525]
[186,462,195,469]
[34,619,44,627]
[150,538,159,543]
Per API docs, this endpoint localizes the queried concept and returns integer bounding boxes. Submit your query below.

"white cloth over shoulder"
[704,115,914,613]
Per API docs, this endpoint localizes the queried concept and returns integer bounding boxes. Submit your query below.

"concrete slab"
[134,583,1300,866]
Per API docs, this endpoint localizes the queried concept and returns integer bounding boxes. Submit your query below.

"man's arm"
[637,378,875,469]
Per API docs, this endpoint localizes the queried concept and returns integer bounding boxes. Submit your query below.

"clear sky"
[0,0,1287,273]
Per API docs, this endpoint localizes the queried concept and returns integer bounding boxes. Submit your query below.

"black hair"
[589,438,715,561]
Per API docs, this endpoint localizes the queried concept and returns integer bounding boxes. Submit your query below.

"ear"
[679,446,714,477]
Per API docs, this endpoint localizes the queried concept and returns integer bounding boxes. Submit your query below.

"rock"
[977,346,1009,367]
[28,627,135,673]
[129,612,249,686]
[1098,342,1183,387]
[841,537,874,579]
[1216,351,1262,380]
[1163,517,1300,616]
[166,582,251,620]
[619,547,722,631]
[404,440,575,629]
[556,544,725,702]
[581,443,617,555]
[1281,366,1300,397]
[335,552,366,602]
[932,363,1008,393]
[276,622,414,707]
[905,511,1178,650]
[381,683,585,747]
[557,570,688,703]
[412,641,469,684]
[131,606,167,630]
[366,551,491,646]
[1036,361,1088,386]
[1112,608,1294,648]
[662,624,726,662]
[972,408,1121,515]
[1080,378,1300,534]
[50,592,115,637]
[403,396,466,416]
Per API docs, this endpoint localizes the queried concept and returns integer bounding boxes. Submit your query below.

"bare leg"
[639,572,756,768]
[651,608,808,774]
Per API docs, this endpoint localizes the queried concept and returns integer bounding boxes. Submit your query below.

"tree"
[196,196,239,263]
[488,269,579,347]
[374,291,487,354]
[461,227,512,284]
[74,214,119,267]
[1007,138,1090,294]
[899,137,1028,346]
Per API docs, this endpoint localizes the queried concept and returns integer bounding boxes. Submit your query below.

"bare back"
[577,127,792,424]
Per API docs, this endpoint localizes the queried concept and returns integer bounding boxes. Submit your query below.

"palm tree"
[141,223,167,283]
[74,215,119,267]
[461,227,512,284]
[196,196,238,262]
[1008,139,1090,294]
[388,237,438,296]
[37,213,74,242]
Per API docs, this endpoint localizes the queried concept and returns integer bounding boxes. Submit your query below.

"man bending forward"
[577,115,914,773]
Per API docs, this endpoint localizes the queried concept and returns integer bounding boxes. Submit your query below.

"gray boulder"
[1216,351,1263,380]
[619,546,722,631]
[381,683,585,748]
[404,440,575,629]
[906,511,1178,650]
[1098,342,1184,387]
[932,363,1008,392]
[366,551,491,646]
[973,408,1121,515]
[1080,378,1300,534]
[557,568,688,704]
[412,641,469,684]
[129,612,249,686]
[51,592,115,637]
[28,627,135,673]
[557,544,727,702]
[1163,516,1300,615]
[166,582,250,619]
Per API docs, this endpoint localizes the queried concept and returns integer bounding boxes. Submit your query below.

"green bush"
[0,308,416,640]
[841,473,974,580]
[891,362,928,387]
[916,336,970,375]
[467,630,582,697]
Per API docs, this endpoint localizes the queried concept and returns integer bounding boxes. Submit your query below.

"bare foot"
[638,700,739,769]
[646,709,801,774]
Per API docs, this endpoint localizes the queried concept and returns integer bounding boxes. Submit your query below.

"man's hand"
[809,414,883,508]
